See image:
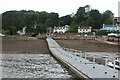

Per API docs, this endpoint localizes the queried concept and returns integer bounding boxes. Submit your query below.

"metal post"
[93,56,95,68]
[105,59,107,67]
[113,59,116,78]
[85,53,87,59]
[81,53,82,58]
[105,58,107,74]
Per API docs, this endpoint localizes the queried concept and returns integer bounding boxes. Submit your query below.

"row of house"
[17,21,120,35]
[53,25,69,33]
[78,27,92,33]
[47,25,92,33]
[17,17,120,35]
[48,24,120,34]
[49,17,120,33]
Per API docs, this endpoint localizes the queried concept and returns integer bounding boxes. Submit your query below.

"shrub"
[96,30,108,36]
[2,30,10,35]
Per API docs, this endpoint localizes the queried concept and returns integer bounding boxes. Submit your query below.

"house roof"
[78,26,91,29]
[104,25,116,27]
[54,25,69,29]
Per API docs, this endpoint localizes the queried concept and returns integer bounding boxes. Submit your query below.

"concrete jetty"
[46,37,119,80]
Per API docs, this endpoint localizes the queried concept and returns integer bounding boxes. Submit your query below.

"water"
[1,54,72,78]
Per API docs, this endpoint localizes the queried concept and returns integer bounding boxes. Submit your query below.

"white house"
[53,25,69,33]
[78,26,92,33]
[0,33,5,37]
[17,27,26,36]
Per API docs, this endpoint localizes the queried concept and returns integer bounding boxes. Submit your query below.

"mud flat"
[56,39,120,52]
[1,37,73,78]
[2,37,50,54]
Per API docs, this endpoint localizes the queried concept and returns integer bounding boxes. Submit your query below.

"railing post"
[81,52,82,58]
[113,59,116,78]
[85,53,87,59]
[93,56,95,68]
[105,58,108,74]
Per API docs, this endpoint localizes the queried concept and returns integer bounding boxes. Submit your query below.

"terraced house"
[78,26,92,33]
[53,25,69,33]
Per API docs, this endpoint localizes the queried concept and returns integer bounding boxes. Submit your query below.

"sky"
[0,0,120,17]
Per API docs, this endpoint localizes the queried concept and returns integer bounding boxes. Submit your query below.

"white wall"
[78,27,91,33]
[53,25,69,33]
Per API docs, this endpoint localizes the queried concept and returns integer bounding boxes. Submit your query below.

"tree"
[58,15,72,26]
[74,7,86,23]
[85,5,91,12]
[36,24,47,33]
[2,6,114,34]
[38,11,49,24]
[101,10,113,24]
[86,10,102,29]
[45,12,59,26]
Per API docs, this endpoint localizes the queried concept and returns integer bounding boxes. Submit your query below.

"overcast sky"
[0,0,120,17]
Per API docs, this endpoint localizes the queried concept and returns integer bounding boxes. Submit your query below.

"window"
[83,29,85,31]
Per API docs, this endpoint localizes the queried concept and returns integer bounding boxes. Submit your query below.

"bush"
[2,30,10,35]
[96,30,108,36]
[67,25,78,33]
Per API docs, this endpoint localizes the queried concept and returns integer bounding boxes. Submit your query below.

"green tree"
[36,24,47,33]
[46,12,59,26]
[38,11,49,24]
[58,15,72,26]
[86,10,102,29]
[101,10,113,24]
[74,7,86,23]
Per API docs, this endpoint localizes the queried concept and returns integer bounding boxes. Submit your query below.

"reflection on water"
[1,54,72,78]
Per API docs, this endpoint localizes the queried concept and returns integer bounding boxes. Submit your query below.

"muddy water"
[1,54,72,78]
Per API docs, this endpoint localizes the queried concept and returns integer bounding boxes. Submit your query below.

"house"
[101,24,119,31]
[0,33,5,37]
[78,26,92,33]
[53,25,69,33]
[101,17,120,31]
[17,27,26,36]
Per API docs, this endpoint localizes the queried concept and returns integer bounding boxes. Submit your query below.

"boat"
[107,60,120,70]
[107,33,120,38]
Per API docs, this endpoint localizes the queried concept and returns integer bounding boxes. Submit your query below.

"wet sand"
[1,37,73,78]
[2,36,120,54]
[2,37,51,54]
[56,39,120,52]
